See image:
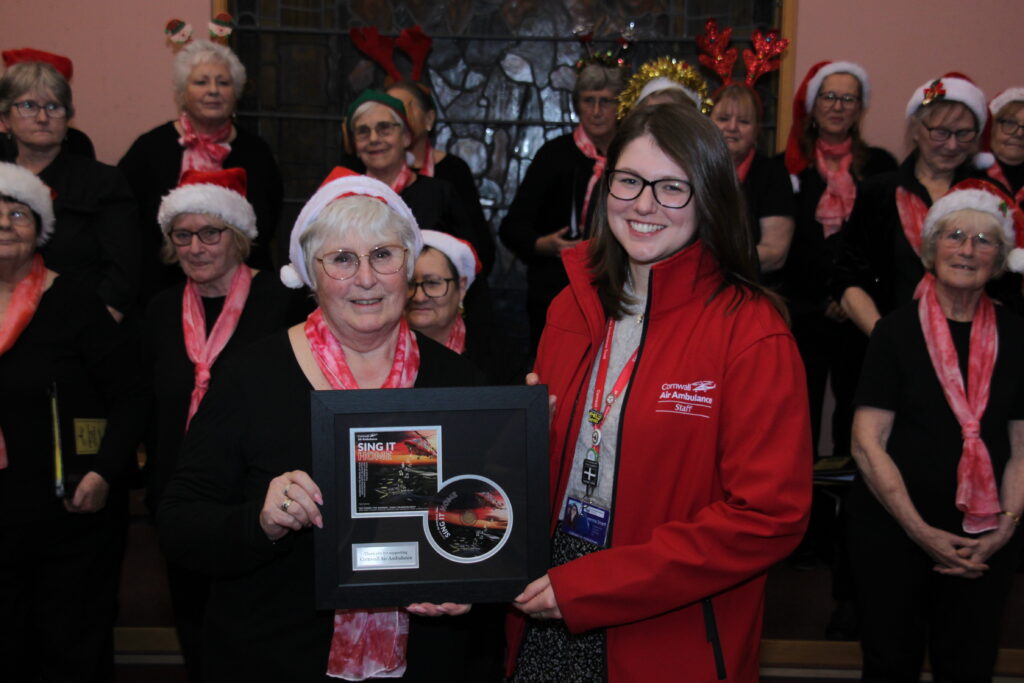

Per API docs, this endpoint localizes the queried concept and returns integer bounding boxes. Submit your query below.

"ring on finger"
[280,497,293,512]
[283,485,291,499]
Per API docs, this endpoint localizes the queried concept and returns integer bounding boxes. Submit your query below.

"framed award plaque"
[311,385,550,609]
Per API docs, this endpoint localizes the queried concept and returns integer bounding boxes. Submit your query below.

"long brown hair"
[587,103,786,320]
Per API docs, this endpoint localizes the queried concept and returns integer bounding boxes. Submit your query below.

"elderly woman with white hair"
[119,40,282,297]
[158,168,485,682]
[848,180,1024,681]
[0,161,143,680]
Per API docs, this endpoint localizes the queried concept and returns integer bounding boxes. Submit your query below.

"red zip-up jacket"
[507,240,812,682]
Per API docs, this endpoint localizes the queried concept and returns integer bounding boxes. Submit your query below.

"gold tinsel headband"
[616,57,712,120]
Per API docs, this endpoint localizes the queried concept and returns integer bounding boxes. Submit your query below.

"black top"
[118,121,283,300]
[779,145,897,317]
[428,154,495,277]
[158,331,484,681]
[996,159,1024,196]
[854,302,1024,532]
[142,270,311,512]
[742,153,795,286]
[0,272,144,523]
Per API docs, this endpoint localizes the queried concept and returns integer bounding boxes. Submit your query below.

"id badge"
[561,496,610,547]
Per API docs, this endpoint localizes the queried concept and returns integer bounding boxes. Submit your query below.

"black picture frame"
[311,385,550,609]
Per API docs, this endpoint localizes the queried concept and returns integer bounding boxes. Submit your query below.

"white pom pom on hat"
[0,161,56,246]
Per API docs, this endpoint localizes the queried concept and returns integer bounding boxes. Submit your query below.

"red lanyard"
[582,319,638,496]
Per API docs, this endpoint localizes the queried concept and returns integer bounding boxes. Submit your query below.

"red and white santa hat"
[905,73,987,129]
[421,230,481,289]
[981,87,1024,157]
[784,60,870,178]
[0,161,55,245]
[2,48,73,81]
[922,179,1024,272]
[280,167,421,289]
[157,167,256,238]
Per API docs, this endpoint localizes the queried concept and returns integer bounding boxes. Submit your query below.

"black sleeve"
[439,156,495,276]
[91,163,142,314]
[755,155,796,219]
[829,175,894,302]
[499,141,570,262]
[853,312,902,411]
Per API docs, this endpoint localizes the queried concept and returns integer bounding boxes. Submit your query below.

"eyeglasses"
[11,100,67,119]
[0,205,34,228]
[816,92,861,108]
[938,228,1001,253]
[923,124,978,143]
[316,244,407,280]
[353,121,403,141]
[169,226,229,246]
[408,277,457,299]
[607,170,694,209]
[996,118,1024,136]
[579,95,617,110]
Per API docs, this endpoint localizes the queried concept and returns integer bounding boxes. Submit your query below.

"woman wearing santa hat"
[985,87,1024,209]
[847,179,1024,681]
[779,61,897,462]
[158,167,487,681]
[0,52,139,321]
[0,161,143,681]
[143,167,307,681]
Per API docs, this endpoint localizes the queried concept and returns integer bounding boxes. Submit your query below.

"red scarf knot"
[896,187,930,257]
[814,138,856,237]
[961,421,981,440]
[177,113,232,181]
[572,125,607,233]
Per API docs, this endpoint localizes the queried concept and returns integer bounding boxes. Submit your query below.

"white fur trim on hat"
[905,76,987,130]
[989,87,1024,117]
[157,184,257,239]
[638,77,702,109]
[0,162,55,246]
[421,230,479,290]
[804,61,870,113]
[922,188,1015,247]
[282,174,421,289]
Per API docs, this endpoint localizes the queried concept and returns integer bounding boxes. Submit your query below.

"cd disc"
[425,475,512,563]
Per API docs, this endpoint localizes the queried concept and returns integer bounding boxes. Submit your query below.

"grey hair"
[350,101,406,131]
[573,64,627,108]
[0,62,74,118]
[173,40,246,110]
[300,195,418,292]
[921,209,1008,274]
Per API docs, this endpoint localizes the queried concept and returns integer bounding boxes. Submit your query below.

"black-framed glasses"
[607,170,694,209]
[353,121,403,141]
[169,226,229,246]
[997,118,1024,136]
[816,92,861,108]
[11,100,67,119]
[408,277,457,298]
[923,124,978,143]
[938,228,1000,253]
[316,244,408,281]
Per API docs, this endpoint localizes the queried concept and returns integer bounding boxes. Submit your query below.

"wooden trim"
[776,0,798,154]
[212,0,229,15]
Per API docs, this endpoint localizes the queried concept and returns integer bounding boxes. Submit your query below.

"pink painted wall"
[792,0,1024,159]
[0,0,208,165]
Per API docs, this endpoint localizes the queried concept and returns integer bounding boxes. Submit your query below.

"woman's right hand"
[259,470,324,541]
[907,523,986,575]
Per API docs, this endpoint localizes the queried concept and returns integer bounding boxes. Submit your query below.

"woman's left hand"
[64,471,110,513]
[405,602,472,617]
[937,523,1016,578]
[513,573,562,620]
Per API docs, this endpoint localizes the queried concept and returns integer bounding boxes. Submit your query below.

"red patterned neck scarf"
[419,139,436,178]
[182,264,253,430]
[387,164,416,195]
[986,163,1024,207]
[573,124,607,233]
[177,113,232,181]
[444,315,466,354]
[896,187,930,257]
[917,273,1001,533]
[814,138,856,237]
[0,254,47,469]
[305,308,419,679]
[734,147,756,184]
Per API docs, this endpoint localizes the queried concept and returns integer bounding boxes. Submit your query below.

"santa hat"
[905,73,987,130]
[280,167,421,289]
[157,168,256,238]
[922,179,1024,272]
[981,87,1024,159]
[784,61,870,179]
[2,48,73,81]
[421,230,481,289]
[0,162,55,246]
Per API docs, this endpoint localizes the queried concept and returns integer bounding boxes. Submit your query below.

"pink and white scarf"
[896,187,930,257]
[917,274,1001,533]
[814,138,856,237]
[177,113,232,181]
[304,308,420,679]
[443,316,466,355]
[418,139,436,178]
[387,164,416,195]
[182,264,253,430]
[572,125,606,232]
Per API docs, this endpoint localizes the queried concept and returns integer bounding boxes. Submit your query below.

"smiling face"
[406,247,466,343]
[313,229,409,347]
[711,94,758,162]
[1,88,68,153]
[182,61,237,128]
[0,198,37,268]
[932,210,1004,294]
[607,133,697,283]
[914,102,978,176]
[811,73,863,143]
[991,102,1024,167]
[353,103,412,180]
[171,213,242,296]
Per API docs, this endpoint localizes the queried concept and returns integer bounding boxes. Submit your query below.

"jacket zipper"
[702,598,727,680]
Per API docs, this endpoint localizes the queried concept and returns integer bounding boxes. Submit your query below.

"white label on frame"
[352,542,420,571]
